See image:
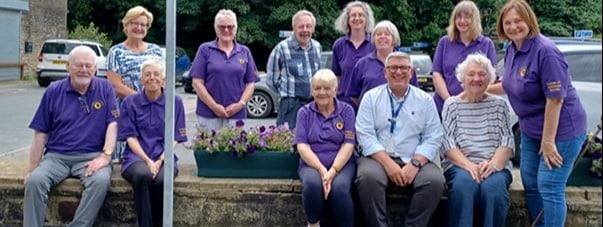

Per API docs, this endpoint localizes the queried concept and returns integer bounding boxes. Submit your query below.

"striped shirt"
[266,36,321,98]
[441,95,515,171]
[106,42,163,94]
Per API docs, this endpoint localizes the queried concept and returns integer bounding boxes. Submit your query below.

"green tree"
[68,22,113,48]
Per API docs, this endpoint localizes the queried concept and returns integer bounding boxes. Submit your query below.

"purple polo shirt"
[294,99,356,168]
[189,40,260,119]
[502,35,586,140]
[346,52,419,103]
[118,90,188,173]
[29,78,118,154]
[331,33,375,106]
[432,35,497,113]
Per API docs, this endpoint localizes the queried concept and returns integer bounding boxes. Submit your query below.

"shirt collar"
[287,36,316,51]
[209,39,243,53]
[344,32,372,43]
[140,89,166,106]
[309,98,344,119]
[387,85,411,102]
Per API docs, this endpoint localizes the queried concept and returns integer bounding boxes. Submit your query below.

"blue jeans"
[445,165,512,227]
[520,132,586,227]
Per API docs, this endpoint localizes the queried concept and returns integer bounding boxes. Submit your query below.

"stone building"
[20,0,68,79]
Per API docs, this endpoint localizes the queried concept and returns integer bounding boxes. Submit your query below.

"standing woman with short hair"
[331,1,375,109]
[431,0,497,115]
[190,9,259,131]
[490,0,587,226]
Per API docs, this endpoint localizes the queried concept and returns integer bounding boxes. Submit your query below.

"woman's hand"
[541,141,563,170]
[322,168,337,200]
[462,162,482,183]
[146,158,163,179]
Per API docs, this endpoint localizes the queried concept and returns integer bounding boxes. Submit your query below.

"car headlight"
[183,70,190,78]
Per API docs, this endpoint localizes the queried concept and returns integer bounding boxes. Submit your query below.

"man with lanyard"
[267,9,321,129]
[355,51,445,227]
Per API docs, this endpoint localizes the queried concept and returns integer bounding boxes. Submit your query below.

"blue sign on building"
[412,42,430,48]
[574,30,593,39]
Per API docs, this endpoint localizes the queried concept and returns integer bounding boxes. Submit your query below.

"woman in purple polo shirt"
[490,1,587,226]
[431,1,497,115]
[294,69,357,227]
[118,58,188,226]
[331,1,375,108]
[190,9,259,131]
[346,20,418,108]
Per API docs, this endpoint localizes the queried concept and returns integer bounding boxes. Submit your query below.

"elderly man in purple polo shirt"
[267,9,322,129]
[118,58,187,226]
[24,45,118,227]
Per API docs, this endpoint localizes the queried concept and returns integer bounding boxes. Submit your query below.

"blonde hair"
[446,1,482,42]
[334,1,375,34]
[496,0,540,41]
[455,53,496,85]
[372,20,401,47]
[121,6,154,34]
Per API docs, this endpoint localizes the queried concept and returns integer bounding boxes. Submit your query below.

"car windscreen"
[565,51,602,83]
[42,43,101,56]
[412,57,432,76]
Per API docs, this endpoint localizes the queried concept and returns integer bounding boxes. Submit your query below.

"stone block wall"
[19,0,67,78]
[0,164,601,226]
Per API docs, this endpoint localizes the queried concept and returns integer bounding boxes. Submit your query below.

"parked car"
[410,53,433,91]
[160,46,191,85]
[36,39,108,87]
[497,43,602,166]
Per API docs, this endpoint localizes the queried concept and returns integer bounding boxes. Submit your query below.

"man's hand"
[225,102,245,117]
[400,164,419,185]
[85,154,112,177]
[210,103,229,118]
[384,161,405,187]
[24,172,32,184]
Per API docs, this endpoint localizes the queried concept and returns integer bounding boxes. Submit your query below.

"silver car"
[498,43,602,166]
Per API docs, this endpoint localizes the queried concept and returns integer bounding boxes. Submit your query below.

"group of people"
[23,0,588,227]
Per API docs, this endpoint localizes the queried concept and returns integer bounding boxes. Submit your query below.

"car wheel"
[247,91,272,118]
[184,80,194,94]
[511,125,521,167]
[37,77,50,87]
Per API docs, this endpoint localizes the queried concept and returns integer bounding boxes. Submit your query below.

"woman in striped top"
[441,53,514,227]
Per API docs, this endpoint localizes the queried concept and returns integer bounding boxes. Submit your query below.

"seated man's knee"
[86,167,111,189]
[25,171,52,192]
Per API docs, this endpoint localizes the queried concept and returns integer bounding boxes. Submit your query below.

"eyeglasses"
[143,71,163,78]
[78,96,90,114]
[71,63,95,70]
[386,65,412,73]
[217,25,236,31]
[129,21,148,28]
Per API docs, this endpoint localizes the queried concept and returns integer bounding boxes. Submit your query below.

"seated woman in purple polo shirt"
[489,1,587,226]
[294,69,357,227]
[331,1,375,108]
[118,58,188,226]
[190,9,259,131]
[431,1,497,115]
[346,20,418,109]
[441,53,514,227]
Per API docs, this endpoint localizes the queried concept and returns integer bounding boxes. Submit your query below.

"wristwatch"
[102,149,113,157]
[410,159,423,169]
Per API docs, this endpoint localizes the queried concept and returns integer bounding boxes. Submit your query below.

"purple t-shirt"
[502,34,586,140]
[189,40,260,119]
[432,35,497,113]
[118,91,188,173]
[29,78,118,154]
[331,34,375,106]
[294,100,356,168]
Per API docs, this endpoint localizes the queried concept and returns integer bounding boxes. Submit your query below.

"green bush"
[68,22,112,49]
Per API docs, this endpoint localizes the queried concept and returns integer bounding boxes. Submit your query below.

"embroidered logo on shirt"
[239,58,246,64]
[344,130,355,140]
[335,120,344,130]
[93,101,102,110]
[546,81,562,92]
[520,67,527,77]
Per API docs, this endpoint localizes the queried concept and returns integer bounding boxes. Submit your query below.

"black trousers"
[122,161,178,227]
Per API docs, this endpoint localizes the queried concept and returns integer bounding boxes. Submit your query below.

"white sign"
[279,30,293,38]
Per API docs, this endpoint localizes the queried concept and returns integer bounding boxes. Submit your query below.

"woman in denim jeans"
[489,0,587,226]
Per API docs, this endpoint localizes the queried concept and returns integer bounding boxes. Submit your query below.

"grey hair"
[214,9,238,29]
[385,52,411,67]
[68,45,97,62]
[455,53,496,85]
[372,20,401,47]
[140,57,166,78]
[311,69,338,89]
[334,1,375,34]
[292,10,316,28]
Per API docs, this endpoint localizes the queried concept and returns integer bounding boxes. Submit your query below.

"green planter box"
[194,149,300,179]
[567,158,602,186]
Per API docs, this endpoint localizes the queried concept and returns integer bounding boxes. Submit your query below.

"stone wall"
[19,0,67,78]
[0,164,601,226]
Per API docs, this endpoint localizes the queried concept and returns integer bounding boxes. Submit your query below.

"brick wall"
[19,0,67,78]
